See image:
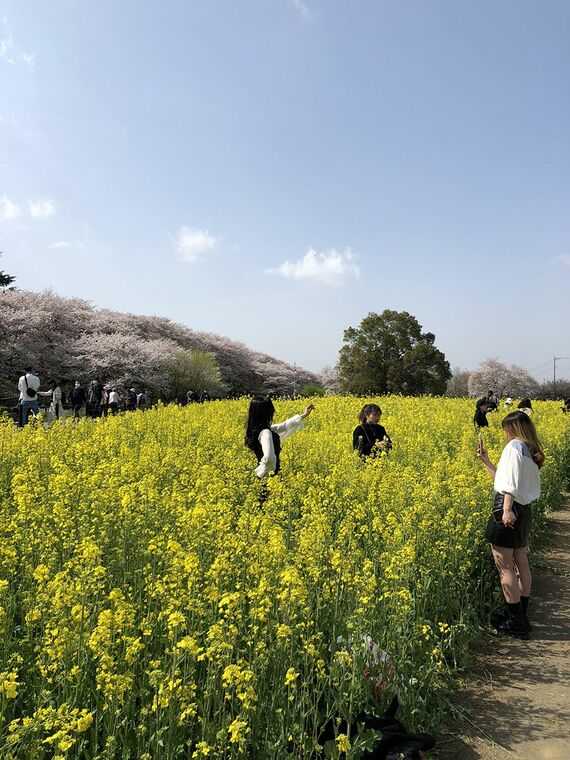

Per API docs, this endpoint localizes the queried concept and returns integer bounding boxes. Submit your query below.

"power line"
[528,360,554,372]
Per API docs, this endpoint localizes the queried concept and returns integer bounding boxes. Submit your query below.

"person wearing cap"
[504,397,513,410]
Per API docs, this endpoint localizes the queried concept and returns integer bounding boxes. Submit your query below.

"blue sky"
[1,1,569,379]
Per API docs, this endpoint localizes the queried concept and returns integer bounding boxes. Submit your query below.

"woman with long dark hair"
[477,411,544,638]
[244,396,314,478]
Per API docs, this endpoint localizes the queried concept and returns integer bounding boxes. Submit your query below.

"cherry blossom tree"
[468,358,539,399]
[0,289,318,400]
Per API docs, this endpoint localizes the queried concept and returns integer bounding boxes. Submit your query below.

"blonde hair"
[502,411,545,469]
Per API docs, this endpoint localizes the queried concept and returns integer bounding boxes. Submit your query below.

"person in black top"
[353,403,392,457]
[474,398,490,429]
[69,380,87,420]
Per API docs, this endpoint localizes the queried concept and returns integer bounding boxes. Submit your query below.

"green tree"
[165,349,228,401]
[299,382,326,397]
[338,310,451,395]
[0,253,16,290]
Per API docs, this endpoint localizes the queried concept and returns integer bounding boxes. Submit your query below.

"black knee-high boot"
[520,595,531,630]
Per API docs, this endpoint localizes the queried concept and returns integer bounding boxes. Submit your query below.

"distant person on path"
[352,403,392,457]
[17,366,50,426]
[477,411,544,638]
[473,398,490,429]
[137,389,149,410]
[186,390,199,404]
[87,379,104,418]
[199,390,210,403]
[244,396,314,479]
[49,380,65,421]
[108,389,120,415]
[69,380,87,420]
[517,398,533,417]
[504,397,513,411]
[562,398,570,414]
[101,386,110,416]
[125,388,137,412]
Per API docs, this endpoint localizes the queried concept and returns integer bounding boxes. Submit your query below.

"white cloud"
[21,51,35,69]
[557,254,570,267]
[0,19,34,68]
[29,198,56,218]
[0,194,21,220]
[0,36,15,64]
[48,240,71,249]
[291,0,313,21]
[266,247,360,286]
[175,226,219,262]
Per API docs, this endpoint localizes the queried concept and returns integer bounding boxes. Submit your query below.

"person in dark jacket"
[87,379,104,418]
[474,398,490,429]
[69,380,87,420]
[353,403,392,457]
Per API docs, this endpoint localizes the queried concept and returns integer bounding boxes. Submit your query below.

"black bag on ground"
[315,696,436,759]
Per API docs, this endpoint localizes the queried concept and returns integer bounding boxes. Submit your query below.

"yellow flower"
[284,667,299,687]
[336,733,351,752]
[228,718,249,745]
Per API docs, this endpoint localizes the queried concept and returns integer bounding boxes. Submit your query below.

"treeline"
[446,358,570,401]
[0,290,318,401]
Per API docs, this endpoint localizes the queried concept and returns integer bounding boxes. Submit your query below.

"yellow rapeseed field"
[0,397,568,758]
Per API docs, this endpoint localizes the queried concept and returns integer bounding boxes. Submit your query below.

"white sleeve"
[270,414,304,442]
[255,429,277,478]
[495,444,522,497]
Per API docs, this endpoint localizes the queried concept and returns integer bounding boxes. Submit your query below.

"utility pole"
[553,356,570,396]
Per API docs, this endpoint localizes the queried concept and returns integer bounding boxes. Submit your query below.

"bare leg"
[513,547,532,597]
[491,545,520,603]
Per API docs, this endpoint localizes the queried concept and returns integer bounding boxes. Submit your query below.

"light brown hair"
[502,411,545,469]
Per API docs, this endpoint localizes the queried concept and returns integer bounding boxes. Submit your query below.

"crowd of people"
[473,389,536,429]
[16,367,152,426]
[14,367,220,427]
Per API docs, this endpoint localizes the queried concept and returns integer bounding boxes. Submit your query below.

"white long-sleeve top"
[494,439,541,505]
[255,414,305,479]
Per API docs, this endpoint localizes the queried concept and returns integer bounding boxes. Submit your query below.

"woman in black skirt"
[477,411,544,638]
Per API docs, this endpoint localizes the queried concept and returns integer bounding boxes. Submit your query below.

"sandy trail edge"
[436,503,570,760]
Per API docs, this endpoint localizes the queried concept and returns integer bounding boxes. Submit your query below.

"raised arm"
[270,404,314,442]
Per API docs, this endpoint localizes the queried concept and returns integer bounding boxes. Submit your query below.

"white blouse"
[494,439,541,505]
[255,414,305,479]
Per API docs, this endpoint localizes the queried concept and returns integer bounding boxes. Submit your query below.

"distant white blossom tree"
[468,358,539,399]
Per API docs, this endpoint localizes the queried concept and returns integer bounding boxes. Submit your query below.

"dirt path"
[437,503,570,760]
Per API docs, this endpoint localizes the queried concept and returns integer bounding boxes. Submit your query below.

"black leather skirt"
[485,491,532,549]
